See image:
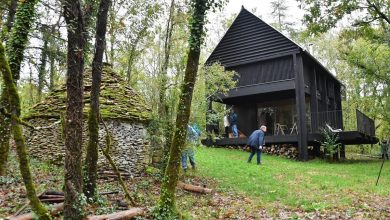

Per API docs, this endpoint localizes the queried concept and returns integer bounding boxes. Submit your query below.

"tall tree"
[0,0,37,176]
[158,0,176,172]
[37,25,49,101]
[62,0,86,218]
[153,0,224,218]
[0,43,51,219]
[84,0,111,201]
[159,0,175,118]
[269,0,289,31]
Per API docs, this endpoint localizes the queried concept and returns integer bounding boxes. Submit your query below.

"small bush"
[320,128,341,161]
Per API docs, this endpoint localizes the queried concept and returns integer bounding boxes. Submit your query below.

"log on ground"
[177,182,213,194]
[86,208,144,220]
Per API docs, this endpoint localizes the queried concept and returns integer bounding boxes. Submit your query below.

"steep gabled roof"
[207,7,343,86]
[206,7,300,67]
[25,64,151,123]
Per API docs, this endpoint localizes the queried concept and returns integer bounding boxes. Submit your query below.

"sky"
[223,0,304,23]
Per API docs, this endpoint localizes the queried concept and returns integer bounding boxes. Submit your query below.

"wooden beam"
[310,66,319,133]
[219,79,295,99]
[293,53,308,161]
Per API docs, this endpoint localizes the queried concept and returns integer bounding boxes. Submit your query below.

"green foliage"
[73,193,88,217]
[320,128,341,161]
[298,0,390,36]
[6,0,39,81]
[337,27,390,138]
[187,0,228,51]
[191,62,238,130]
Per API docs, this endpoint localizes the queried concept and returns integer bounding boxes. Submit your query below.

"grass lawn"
[2,147,390,219]
[195,146,390,212]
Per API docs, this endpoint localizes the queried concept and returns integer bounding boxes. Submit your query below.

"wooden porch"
[205,131,378,147]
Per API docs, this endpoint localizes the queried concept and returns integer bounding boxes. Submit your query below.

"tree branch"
[366,0,390,24]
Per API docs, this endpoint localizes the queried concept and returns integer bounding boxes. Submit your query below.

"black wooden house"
[205,7,377,160]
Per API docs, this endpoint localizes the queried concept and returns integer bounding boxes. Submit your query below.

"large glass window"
[257,98,311,135]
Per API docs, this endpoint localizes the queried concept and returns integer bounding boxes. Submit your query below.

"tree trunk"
[84,0,111,201]
[154,0,208,217]
[62,0,86,218]
[158,0,175,118]
[158,0,175,173]
[1,0,18,41]
[0,43,51,219]
[38,26,49,102]
[0,90,10,176]
[0,0,38,177]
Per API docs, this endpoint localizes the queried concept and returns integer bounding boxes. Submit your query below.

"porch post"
[310,67,319,133]
[340,143,345,160]
[294,53,308,160]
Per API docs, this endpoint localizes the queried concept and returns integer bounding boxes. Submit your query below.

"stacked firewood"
[98,169,132,180]
[262,144,298,159]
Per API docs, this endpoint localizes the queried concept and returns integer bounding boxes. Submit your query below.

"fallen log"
[177,182,213,194]
[86,208,144,220]
[99,191,119,195]
[98,171,131,176]
[40,198,64,203]
[9,203,63,220]
[42,190,64,196]
[39,195,64,199]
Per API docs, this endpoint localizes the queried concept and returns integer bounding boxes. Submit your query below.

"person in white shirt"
[223,114,230,138]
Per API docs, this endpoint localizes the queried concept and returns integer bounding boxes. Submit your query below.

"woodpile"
[98,169,133,180]
[262,144,298,159]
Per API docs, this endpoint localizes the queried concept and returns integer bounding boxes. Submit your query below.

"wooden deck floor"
[204,131,378,146]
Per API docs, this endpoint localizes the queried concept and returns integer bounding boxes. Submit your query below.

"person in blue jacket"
[182,123,201,172]
[247,125,267,165]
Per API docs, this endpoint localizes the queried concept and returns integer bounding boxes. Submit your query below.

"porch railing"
[309,109,375,136]
[310,110,343,133]
[356,109,375,137]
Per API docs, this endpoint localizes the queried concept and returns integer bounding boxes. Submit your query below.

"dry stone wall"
[25,118,150,175]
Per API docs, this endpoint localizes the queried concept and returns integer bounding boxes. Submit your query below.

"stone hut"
[24,65,152,175]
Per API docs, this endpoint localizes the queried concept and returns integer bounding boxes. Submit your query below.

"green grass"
[194,146,390,211]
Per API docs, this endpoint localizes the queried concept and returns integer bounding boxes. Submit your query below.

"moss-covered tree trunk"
[62,0,86,218]
[84,0,111,200]
[0,0,36,176]
[0,0,38,176]
[0,91,10,176]
[0,0,17,41]
[155,0,209,218]
[0,43,51,219]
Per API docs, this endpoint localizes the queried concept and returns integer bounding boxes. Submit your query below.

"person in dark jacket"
[247,125,267,165]
[380,140,389,160]
[229,109,238,138]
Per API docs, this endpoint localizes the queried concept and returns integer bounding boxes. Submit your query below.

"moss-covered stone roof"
[25,64,151,123]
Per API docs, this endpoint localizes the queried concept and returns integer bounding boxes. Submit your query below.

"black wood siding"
[229,56,294,87]
[207,8,300,67]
